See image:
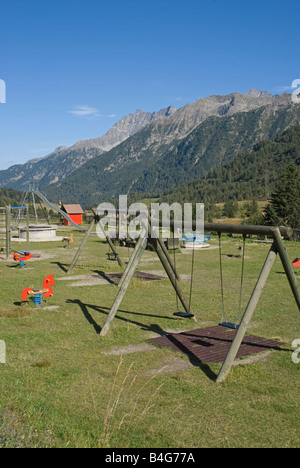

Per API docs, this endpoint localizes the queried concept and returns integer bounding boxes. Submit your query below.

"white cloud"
[68,106,117,119]
[274,86,294,92]
[274,81,300,93]
[68,105,101,118]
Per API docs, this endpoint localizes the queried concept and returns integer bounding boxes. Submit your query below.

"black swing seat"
[106,252,119,261]
[174,311,194,318]
[219,321,239,330]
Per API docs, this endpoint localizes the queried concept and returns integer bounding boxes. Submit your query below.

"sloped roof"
[61,204,84,214]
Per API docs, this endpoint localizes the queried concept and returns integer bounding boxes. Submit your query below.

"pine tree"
[222,199,237,218]
[263,164,300,228]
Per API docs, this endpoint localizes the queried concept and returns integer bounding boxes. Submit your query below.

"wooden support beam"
[68,216,123,274]
[148,216,180,280]
[26,204,30,252]
[100,225,192,336]
[150,238,193,318]
[272,228,300,310]
[156,236,180,281]
[98,219,123,267]
[216,240,278,383]
[164,219,292,239]
[100,232,148,336]
[216,227,300,383]
[67,218,95,274]
[118,237,142,289]
[5,206,11,259]
[203,222,292,238]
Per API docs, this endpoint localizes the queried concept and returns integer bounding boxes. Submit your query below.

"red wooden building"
[60,204,84,226]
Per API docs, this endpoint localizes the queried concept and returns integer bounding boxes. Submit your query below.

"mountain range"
[0,105,177,191]
[0,89,299,207]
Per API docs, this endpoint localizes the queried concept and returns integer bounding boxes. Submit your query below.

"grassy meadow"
[0,223,299,448]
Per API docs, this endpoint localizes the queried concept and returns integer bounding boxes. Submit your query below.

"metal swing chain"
[218,233,226,322]
[172,229,195,318]
[31,191,39,224]
[237,234,246,324]
[219,232,246,327]
[189,235,196,311]
[38,199,51,225]
[173,229,179,310]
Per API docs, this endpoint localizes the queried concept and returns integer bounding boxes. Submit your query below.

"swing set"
[173,230,195,319]
[218,233,246,330]
[98,220,300,383]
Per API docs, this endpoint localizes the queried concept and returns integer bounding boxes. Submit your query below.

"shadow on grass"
[50,261,69,273]
[66,299,178,335]
[66,299,217,381]
[92,270,118,285]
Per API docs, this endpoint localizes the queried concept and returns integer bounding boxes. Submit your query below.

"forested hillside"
[162,125,300,205]
[0,187,23,207]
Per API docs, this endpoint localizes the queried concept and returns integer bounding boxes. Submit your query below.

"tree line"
[159,125,300,227]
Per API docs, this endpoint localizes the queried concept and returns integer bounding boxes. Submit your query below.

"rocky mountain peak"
[244,89,272,98]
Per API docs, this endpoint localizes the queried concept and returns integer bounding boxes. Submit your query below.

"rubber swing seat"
[219,321,239,330]
[173,312,194,318]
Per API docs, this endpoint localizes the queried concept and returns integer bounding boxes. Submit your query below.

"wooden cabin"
[60,204,84,226]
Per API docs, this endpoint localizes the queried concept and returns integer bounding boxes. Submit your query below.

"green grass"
[0,227,300,447]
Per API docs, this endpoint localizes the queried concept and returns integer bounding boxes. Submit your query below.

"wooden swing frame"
[99,220,300,383]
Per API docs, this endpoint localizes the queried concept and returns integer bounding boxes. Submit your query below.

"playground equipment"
[172,230,195,319]
[292,258,300,268]
[33,189,87,231]
[13,251,32,268]
[181,233,210,249]
[22,275,55,306]
[67,211,123,272]
[8,189,85,244]
[23,190,123,269]
[98,219,300,383]
[12,188,52,228]
[3,199,52,258]
[0,206,10,259]
[218,234,246,330]
[19,224,58,241]
[0,206,29,259]
[62,233,73,249]
[12,191,59,241]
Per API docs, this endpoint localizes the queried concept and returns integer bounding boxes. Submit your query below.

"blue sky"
[0,0,299,170]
